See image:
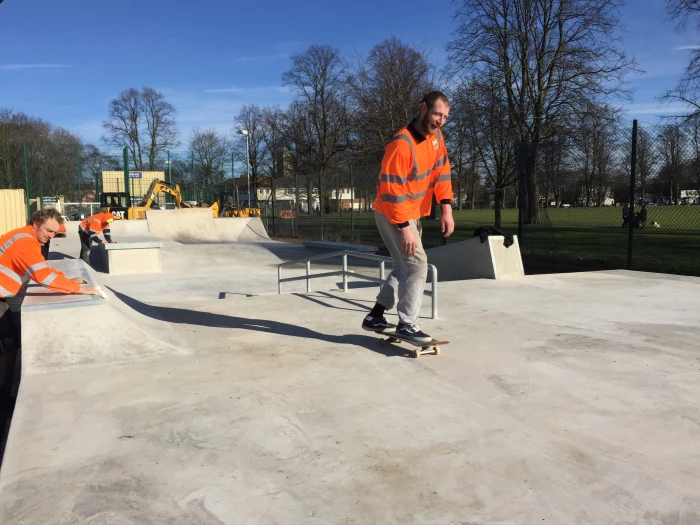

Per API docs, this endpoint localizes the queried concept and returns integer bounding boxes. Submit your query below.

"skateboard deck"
[378,331,449,358]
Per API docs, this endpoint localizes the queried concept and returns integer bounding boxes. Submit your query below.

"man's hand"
[441,205,455,237]
[100,240,107,245]
[71,277,88,284]
[400,226,417,256]
[79,285,100,296]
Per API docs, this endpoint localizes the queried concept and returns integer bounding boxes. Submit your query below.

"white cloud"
[672,45,700,51]
[0,63,71,70]
[620,102,694,116]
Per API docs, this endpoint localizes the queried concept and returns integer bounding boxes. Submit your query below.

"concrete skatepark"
[1,211,699,524]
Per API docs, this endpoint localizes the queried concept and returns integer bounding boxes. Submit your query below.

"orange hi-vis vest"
[373,121,453,224]
[0,225,80,299]
[79,213,113,243]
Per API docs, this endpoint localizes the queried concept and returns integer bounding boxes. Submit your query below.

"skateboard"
[378,330,449,358]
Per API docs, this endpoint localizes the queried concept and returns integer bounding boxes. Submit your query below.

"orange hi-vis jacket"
[0,225,80,299]
[373,120,453,224]
[79,213,113,243]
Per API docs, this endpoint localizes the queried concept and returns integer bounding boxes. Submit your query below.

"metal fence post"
[517,140,525,242]
[23,144,30,221]
[306,261,311,293]
[123,147,129,201]
[430,265,438,319]
[350,165,354,241]
[342,254,348,292]
[628,120,638,270]
[76,144,82,219]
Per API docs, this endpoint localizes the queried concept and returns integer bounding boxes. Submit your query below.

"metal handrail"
[277,250,438,319]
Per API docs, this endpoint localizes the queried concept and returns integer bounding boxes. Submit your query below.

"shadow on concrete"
[290,292,370,314]
[47,251,75,261]
[106,287,411,358]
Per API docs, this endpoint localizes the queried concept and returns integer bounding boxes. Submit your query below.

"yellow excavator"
[213,192,261,218]
[125,179,190,219]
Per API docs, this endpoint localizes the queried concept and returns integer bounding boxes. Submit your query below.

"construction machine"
[101,179,190,219]
[214,192,261,218]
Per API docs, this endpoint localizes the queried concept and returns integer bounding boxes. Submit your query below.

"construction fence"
[516,119,700,277]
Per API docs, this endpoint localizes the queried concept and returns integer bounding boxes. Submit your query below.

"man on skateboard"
[361,91,455,344]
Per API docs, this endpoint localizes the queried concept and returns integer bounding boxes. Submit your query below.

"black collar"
[408,119,426,144]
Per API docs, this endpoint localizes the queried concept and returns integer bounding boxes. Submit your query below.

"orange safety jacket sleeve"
[0,233,80,298]
[80,214,112,243]
[375,139,416,224]
[432,139,453,205]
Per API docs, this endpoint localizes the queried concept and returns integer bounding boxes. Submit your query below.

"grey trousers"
[374,212,428,325]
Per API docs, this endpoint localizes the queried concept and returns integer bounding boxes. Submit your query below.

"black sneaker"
[362,315,395,333]
[395,323,432,344]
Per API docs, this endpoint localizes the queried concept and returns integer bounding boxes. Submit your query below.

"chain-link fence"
[516,118,700,276]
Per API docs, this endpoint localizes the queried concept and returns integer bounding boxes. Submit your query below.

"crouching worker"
[78,208,117,265]
[0,209,100,394]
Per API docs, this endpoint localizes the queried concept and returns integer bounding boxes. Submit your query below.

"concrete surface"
[304,240,378,253]
[428,236,525,281]
[1,227,699,524]
[147,209,270,243]
[101,238,164,275]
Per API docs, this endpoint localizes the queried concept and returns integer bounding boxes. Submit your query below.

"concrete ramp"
[214,216,270,241]
[21,261,187,374]
[146,209,269,243]
[427,235,524,281]
[109,219,150,237]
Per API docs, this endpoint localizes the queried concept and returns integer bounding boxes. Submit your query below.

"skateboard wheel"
[434,346,441,355]
[413,349,420,358]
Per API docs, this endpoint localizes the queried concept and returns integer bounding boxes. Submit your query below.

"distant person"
[639,205,648,228]
[621,203,630,228]
[1,209,99,396]
[78,208,117,264]
[361,91,454,344]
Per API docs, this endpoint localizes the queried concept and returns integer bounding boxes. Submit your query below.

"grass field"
[268,206,700,277]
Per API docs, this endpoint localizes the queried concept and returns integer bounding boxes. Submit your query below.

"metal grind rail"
[277,250,438,319]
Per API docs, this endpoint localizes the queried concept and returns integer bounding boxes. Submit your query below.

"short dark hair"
[421,91,449,110]
[29,208,64,226]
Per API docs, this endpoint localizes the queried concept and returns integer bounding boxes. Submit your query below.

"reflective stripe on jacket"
[79,213,113,243]
[373,121,453,224]
[0,226,80,299]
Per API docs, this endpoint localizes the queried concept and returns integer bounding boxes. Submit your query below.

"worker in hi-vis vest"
[78,208,118,264]
[0,209,99,396]
[361,91,455,344]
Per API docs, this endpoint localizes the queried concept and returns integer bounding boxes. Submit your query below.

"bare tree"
[348,37,435,159]
[447,0,638,224]
[664,0,700,115]
[452,76,516,226]
[189,128,230,195]
[102,88,143,169]
[283,45,349,232]
[0,109,91,200]
[657,123,686,204]
[102,87,179,170]
[233,105,266,205]
[282,101,317,214]
[636,127,657,204]
[572,103,621,206]
[141,87,179,169]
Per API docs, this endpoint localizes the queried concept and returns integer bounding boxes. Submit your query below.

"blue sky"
[0,0,698,150]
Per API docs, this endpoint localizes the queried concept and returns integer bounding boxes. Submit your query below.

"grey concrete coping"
[21,259,100,312]
[102,237,164,250]
[303,240,378,253]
